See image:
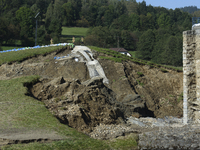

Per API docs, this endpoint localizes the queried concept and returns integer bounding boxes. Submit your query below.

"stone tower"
[183,29,200,124]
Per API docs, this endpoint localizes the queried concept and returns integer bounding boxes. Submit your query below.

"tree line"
[0,0,199,66]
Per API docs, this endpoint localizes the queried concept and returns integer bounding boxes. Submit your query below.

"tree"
[45,1,53,34]
[16,6,35,46]
[162,36,178,65]
[193,10,200,17]
[125,0,138,15]
[139,13,154,31]
[136,29,155,60]
[137,1,147,15]
[68,0,82,21]
[110,14,129,30]
[95,6,106,26]
[157,13,171,29]
[120,30,136,50]
[128,13,140,31]
[45,0,63,40]
[103,5,115,26]
[0,0,8,15]
[62,2,74,26]
[0,17,8,44]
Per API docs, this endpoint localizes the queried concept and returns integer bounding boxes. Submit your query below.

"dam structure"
[55,46,109,84]
[183,26,200,124]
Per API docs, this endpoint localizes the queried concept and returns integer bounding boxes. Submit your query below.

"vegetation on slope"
[89,46,183,72]
[0,76,138,149]
[0,45,138,149]
[0,45,67,65]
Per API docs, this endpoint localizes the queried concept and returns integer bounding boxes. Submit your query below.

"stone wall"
[183,29,200,123]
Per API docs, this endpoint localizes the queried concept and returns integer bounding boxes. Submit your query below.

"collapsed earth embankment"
[0,46,184,149]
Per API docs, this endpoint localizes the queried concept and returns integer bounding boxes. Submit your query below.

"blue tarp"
[0,43,74,54]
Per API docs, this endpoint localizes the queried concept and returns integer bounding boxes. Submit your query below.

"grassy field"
[61,27,89,43]
[62,27,89,37]
[0,45,67,65]
[0,76,106,150]
[0,76,138,149]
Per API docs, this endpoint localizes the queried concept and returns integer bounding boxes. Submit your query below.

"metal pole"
[35,19,37,46]
[34,12,40,46]
[117,36,119,48]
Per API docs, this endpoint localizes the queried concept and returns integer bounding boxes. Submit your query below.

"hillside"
[0,45,183,149]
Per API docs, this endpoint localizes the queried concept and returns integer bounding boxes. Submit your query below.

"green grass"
[136,79,144,86]
[177,93,183,103]
[107,134,138,150]
[2,46,23,50]
[62,27,89,36]
[0,45,67,65]
[89,46,183,72]
[137,72,144,77]
[128,51,136,58]
[0,76,138,149]
[0,76,58,129]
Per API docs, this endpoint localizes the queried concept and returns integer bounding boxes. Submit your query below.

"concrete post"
[183,29,200,124]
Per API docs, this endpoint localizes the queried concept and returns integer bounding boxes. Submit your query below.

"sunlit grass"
[0,76,138,150]
[0,45,67,65]
[1,46,23,50]
[89,46,182,72]
[62,27,89,36]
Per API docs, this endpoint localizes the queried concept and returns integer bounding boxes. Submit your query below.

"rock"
[138,125,200,149]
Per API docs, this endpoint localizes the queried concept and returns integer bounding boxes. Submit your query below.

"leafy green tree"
[36,0,51,16]
[136,29,155,60]
[68,0,82,21]
[62,2,74,26]
[114,1,127,17]
[162,36,178,65]
[128,13,140,31]
[37,26,46,45]
[110,14,129,30]
[0,17,8,44]
[103,5,115,26]
[0,0,8,15]
[151,38,166,64]
[120,30,136,50]
[95,6,106,26]
[125,0,138,15]
[139,13,154,31]
[87,5,98,26]
[137,0,147,15]
[45,0,63,41]
[16,6,35,46]
[193,10,200,17]
[45,1,53,34]
[180,6,199,14]
[157,13,171,29]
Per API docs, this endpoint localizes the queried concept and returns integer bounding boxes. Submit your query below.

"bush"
[84,35,103,47]
[76,16,90,27]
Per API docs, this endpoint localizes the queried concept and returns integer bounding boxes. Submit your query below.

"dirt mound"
[30,76,150,133]
[0,46,183,136]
